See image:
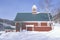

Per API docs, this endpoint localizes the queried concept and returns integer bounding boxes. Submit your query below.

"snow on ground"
[0,23,60,40]
[0,31,5,35]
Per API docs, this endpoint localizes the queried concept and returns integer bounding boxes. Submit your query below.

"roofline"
[14,12,51,21]
[17,12,50,14]
[15,21,53,23]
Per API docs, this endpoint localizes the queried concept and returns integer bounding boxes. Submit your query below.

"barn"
[14,5,52,32]
[14,12,52,32]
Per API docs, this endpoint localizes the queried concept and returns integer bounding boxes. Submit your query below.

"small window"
[41,23,47,26]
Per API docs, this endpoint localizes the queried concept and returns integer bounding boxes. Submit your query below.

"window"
[26,25,34,31]
[41,22,47,27]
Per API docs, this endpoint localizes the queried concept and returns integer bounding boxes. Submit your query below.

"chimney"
[32,5,37,14]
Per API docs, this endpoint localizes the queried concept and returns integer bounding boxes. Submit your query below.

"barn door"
[26,25,34,31]
[16,23,20,32]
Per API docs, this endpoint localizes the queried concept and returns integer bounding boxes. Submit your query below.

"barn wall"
[16,23,20,32]
[34,27,52,31]
[16,22,52,32]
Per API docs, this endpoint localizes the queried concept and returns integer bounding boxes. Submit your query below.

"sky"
[0,0,60,20]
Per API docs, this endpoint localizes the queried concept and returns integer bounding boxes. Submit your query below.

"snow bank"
[46,23,60,38]
[0,23,60,40]
[0,31,60,40]
[0,32,46,40]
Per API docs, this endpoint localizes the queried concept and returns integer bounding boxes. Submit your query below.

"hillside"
[0,18,15,26]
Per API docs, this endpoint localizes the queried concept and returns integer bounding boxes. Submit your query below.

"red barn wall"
[16,22,52,32]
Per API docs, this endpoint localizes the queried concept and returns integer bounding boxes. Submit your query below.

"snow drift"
[0,23,60,40]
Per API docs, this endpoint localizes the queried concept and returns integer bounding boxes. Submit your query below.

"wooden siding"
[34,27,52,31]
[27,27,32,31]
[22,26,26,30]
[16,23,20,32]
[16,22,52,32]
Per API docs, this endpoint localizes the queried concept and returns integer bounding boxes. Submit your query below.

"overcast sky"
[0,0,60,20]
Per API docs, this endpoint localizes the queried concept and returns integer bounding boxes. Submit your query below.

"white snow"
[46,23,60,38]
[0,23,60,40]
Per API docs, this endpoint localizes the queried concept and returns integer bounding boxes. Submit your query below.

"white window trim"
[47,22,49,27]
[38,22,41,27]
[26,25,34,27]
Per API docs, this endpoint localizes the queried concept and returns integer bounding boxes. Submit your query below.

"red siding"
[27,27,32,31]
[16,23,20,32]
[16,22,52,32]
[22,27,26,30]
[34,27,52,31]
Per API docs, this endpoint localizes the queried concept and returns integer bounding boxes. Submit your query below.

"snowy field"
[0,23,60,40]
